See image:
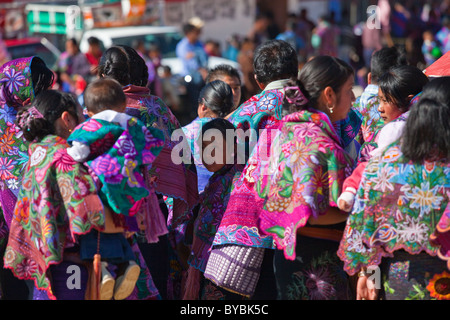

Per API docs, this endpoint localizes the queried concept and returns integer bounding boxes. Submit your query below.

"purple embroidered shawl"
[0,57,37,232]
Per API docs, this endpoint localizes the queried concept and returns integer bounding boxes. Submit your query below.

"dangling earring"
[328,104,334,114]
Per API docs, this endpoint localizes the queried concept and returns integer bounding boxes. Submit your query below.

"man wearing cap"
[176,17,209,121]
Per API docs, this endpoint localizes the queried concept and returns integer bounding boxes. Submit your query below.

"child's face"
[201,135,234,173]
[423,32,433,41]
[378,88,403,123]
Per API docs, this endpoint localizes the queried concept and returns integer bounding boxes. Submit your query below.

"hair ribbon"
[284,86,309,106]
[19,106,44,129]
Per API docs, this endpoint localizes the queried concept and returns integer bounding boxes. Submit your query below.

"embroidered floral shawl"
[67,114,164,215]
[3,135,106,299]
[257,109,354,260]
[0,57,37,230]
[337,143,450,275]
[214,109,354,258]
[122,85,198,229]
[182,116,214,193]
[188,164,244,272]
[227,89,284,158]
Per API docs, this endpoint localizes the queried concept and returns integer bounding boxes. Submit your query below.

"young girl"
[338,65,429,211]
[67,77,165,300]
[183,118,244,300]
[182,80,234,193]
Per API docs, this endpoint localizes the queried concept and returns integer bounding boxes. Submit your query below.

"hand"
[356,275,379,300]
[338,198,352,212]
[337,190,356,212]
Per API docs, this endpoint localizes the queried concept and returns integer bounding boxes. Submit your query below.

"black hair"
[253,39,298,85]
[198,80,234,118]
[205,64,241,85]
[84,77,127,114]
[378,65,429,112]
[30,56,55,97]
[183,23,198,35]
[67,38,78,47]
[87,36,101,46]
[370,46,407,84]
[16,89,79,142]
[98,45,149,87]
[401,76,450,162]
[200,118,237,148]
[284,55,354,114]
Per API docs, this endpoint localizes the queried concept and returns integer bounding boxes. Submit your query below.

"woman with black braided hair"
[3,89,100,300]
[182,80,235,194]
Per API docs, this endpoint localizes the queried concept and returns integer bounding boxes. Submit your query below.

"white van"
[79,25,241,77]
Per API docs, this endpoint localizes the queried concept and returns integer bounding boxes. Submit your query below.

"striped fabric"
[204,244,265,298]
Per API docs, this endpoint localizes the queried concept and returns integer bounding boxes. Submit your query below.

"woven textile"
[204,244,265,297]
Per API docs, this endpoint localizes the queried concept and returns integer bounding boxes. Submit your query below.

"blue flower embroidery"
[1,68,26,93]
[0,104,17,124]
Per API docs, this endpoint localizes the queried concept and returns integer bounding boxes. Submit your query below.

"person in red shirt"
[85,36,103,76]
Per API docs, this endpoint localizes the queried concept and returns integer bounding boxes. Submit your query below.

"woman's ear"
[60,110,78,132]
[323,86,337,106]
[198,103,208,118]
[254,74,266,90]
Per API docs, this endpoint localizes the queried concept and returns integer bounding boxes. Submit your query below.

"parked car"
[5,37,61,69]
[79,25,241,77]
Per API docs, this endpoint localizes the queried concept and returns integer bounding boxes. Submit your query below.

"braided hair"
[198,80,234,118]
[97,45,149,87]
[16,90,79,142]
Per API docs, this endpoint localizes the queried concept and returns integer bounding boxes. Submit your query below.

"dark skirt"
[33,261,89,300]
[273,230,353,300]
[79,229,135,264]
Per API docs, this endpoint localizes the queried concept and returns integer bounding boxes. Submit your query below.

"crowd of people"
[0,3,450,301]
